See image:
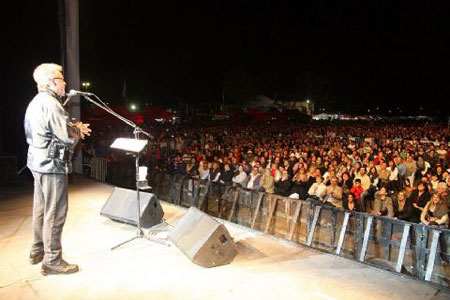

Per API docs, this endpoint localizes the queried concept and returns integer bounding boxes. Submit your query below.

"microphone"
[63,90,93,106]
[65,89,93,96]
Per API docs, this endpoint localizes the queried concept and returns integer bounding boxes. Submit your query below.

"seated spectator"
[339,171,353,195]
[323,176,343,207]
[361,166,380,211]
[274,170,292,197]
[307,176,327,202]
[436,164,445,181]
[395,156,407,190]
[274,165,285,182]
[241,159,252,174]
[323,167,336,185]
[416,155,430,180]
[289,173,310,200]
[219,163,234,185]
[373,187,394,218]
[350,179,364,204]
[387,160,399,192]
[421,193,449,227]
[438,177,450,208]
[405,154,417,187]
[393,191,415,222]
[246,166,262,190]
[408,182,431,222]
[437,181,450,208]
[354,167,370,192]
[307,166,320,186]
[378,162,391,187]
[232,165,248,187]
[270,162,279,178]
[260,168,275,193]
[343,193,361,212]
[430,174,440,191]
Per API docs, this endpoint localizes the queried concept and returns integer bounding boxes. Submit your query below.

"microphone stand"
[80,94,168,250]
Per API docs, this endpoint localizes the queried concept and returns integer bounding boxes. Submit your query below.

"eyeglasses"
[53,77,65,81]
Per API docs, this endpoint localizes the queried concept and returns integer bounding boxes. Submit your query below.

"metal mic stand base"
[111,228,170,251]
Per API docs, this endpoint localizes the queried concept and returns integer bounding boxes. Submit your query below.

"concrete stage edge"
[0,176,448,300]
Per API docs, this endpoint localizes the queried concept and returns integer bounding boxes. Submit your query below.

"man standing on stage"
[24,63,91,275]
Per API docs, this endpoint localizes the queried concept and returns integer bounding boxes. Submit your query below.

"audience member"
[373,187,394,218]
[343,193,361,212]
[393,191,415,222]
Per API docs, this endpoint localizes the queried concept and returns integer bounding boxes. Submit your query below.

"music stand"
[74,92,169,249]
[109,136,169,250]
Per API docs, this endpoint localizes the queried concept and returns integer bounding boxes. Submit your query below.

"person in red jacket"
[350,179,364,203]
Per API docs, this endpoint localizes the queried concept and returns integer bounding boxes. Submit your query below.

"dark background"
[1,0,450,164]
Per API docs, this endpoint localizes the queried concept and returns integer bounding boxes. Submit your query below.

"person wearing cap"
[245,149,253,162]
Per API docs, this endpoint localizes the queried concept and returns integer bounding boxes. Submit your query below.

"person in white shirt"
[232,165,248,187]
[388,160,399,192]
[307,176,327,201]
[198,161,210,180]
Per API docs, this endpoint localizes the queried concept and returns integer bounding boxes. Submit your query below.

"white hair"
[33,63,62,92]
[438,182,447,190]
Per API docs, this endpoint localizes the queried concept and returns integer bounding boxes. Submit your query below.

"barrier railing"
[149,172,450,290]
[85,160,450,289]
[82,156,108,182]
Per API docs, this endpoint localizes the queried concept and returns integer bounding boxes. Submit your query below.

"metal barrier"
[145,172,450,290]
[82,156,108,182]
[82,161,450,289]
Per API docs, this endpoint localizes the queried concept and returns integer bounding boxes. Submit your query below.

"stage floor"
[0,176,447,300]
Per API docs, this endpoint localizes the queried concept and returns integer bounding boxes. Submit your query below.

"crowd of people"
[83,119,450,228]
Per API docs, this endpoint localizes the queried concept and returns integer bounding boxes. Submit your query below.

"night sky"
[1,0,450,162]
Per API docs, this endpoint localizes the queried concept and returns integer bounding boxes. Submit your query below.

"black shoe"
[29,252,44,265]
[41,260,79,276]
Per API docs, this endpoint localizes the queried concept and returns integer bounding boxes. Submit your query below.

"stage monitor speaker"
[169,207,237,268]
[100,187,164,228]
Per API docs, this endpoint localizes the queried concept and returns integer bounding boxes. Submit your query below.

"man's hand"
[327,186,333,194]
[75,122,91,139]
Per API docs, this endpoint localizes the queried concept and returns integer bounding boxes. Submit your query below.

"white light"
[130,104,137,110]
[306,99,310,104]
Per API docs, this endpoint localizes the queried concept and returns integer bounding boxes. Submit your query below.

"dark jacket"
[408,190,431,208]
[343,200,361,212]
[290,181,309,200]
[275,179,292,197]
[219,169,234,185]
[393,198,415,222]
[408,190,431,223]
